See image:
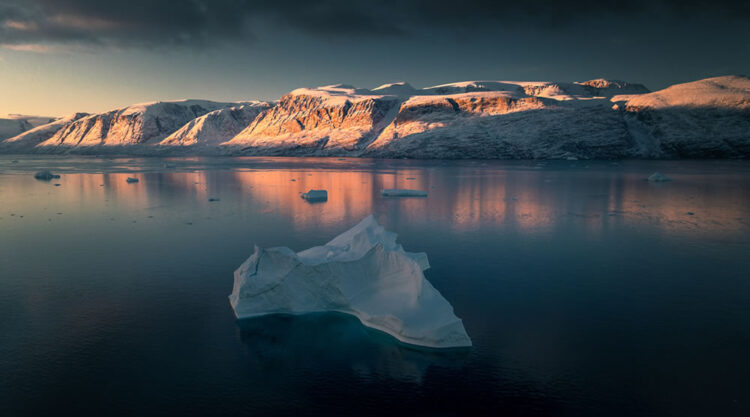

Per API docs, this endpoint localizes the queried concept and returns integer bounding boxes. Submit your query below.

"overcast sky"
[1,0,749,116]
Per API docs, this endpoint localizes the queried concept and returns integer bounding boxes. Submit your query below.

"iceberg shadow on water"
[236,312,469,382]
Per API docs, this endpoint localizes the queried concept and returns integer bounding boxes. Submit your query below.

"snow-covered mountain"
[617,75,750,158]
[1,76,748,158]
[159,102,272,148]
[0,113,89,151]
[0,114,58,141]
[33,100,236,150]
[0,118,31,141]
[223,79,654,158]
[224,84,401,154]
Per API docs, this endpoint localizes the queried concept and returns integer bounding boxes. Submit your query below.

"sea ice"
[34,171,60,180]
[301,189,328,202]
[648,172,671,182]
[228,215,471,348]
[381,189,428,197]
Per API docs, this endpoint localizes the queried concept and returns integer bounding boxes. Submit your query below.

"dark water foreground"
[0,156,748,416]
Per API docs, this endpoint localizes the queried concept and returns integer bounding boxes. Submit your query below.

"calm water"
[1,156,749,417]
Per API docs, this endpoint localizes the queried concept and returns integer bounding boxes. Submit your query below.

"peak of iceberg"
[229,215,471,348]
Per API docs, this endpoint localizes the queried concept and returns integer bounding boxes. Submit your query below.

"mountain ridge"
[2,76,748,159]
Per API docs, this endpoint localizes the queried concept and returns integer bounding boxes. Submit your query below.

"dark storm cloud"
[1,0,749,50]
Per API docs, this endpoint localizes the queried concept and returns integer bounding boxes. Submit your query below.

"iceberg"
[301,189,328,202]
[381,189,428,197]
[648,172,671,182]
[229,215,471,348]
[34,170,60,181]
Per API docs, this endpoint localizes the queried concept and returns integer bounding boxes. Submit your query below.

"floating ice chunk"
[648,172,671,182]
[229,215,470,348]
[301,189,328,202]
[126,177,139,183]
[34,171,60,181]
[381,189,428,197]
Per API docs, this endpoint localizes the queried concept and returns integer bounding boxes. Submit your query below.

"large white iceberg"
[229,215,471,348]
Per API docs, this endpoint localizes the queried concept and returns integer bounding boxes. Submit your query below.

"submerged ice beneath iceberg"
[229,215,471,348]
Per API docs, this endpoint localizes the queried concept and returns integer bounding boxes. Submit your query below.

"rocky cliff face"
[225,86,401,154]
[37,100,234,149]
[577,79,650,96]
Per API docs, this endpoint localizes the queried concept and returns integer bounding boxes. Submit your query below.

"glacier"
[228,215,471,348]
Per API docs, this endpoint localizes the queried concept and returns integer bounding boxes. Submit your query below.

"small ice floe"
[208,198,220,202]
[34,171,60,181]
[228,215,471,348]
[381,189,428,197]
[647,172,671,182]
[301,189,328,202]
[126,177,139,183]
